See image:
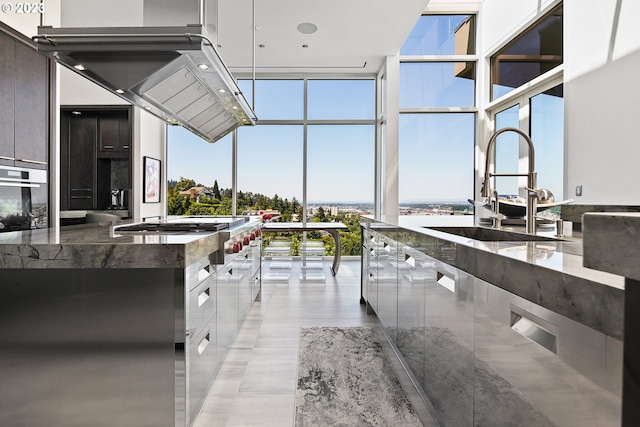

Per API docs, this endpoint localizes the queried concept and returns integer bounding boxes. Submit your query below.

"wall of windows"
[167,78,375,254]
[235,79,375,217]
[398,14,477,215]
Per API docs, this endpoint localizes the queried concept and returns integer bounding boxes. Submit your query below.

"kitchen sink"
[425,226,559,242]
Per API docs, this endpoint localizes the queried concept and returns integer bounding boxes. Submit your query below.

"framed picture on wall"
[143,156,161,203]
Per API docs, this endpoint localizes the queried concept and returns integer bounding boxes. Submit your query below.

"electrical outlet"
[576,185,582,196]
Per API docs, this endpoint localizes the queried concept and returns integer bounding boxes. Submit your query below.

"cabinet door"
[98,111,130,156]
[98,115,120,152]
[216,262,238,370]
[237,248,252,323]
[0,33,15,166]
[68,115,97,210]
[14,42,48,169]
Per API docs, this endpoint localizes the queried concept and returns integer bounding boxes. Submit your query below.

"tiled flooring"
[192,258,433,427]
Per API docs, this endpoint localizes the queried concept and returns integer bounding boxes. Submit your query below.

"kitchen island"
[0,216,262,427]
[361,215,624,426]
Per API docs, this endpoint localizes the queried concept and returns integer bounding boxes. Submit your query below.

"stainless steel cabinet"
[376,232,399,342]
[237,246,253,323]
[362,223,622,427]
[216,259,239,371]
[187,320,216,424]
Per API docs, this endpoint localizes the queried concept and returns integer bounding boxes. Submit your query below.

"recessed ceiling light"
[74,64,86,71]
[218,88,226,93]
[115,89,125,94]
[144,106,152,110]
[302,44,309,48]
[198,64,210,70]
[232,106,238,110]
[297,23,318,34]
[258,44,265,48]
[71,111,82,115]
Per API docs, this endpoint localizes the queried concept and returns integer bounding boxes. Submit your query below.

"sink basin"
[426,226,559,242]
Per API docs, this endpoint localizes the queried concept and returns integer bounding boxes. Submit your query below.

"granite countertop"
[0,217,261,270]
[583,212,640,281]
[364,215,624,340]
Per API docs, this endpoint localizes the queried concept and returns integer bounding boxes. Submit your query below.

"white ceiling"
[215,0,430,76]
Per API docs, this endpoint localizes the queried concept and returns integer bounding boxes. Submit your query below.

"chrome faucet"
[482,127,538,234]
[489,189,504,229]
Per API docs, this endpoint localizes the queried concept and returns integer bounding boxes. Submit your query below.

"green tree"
[313,206,327,222]
[186,203,216,216]
[214,197,233,215]
[167,187,191,215]
[212,180,221,200]
[174,177,196,191]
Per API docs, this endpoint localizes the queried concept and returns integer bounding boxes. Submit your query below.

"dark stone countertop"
[0,217,261,270]
[363,215,624,340]
[583,212,640,281]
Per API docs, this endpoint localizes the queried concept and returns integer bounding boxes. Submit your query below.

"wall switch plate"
[576,185,582,196]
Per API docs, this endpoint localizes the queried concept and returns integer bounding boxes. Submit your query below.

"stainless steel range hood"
[34,25,257,143]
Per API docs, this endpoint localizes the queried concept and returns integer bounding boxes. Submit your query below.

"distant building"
[329,206,339,216]
[179,186,213,203]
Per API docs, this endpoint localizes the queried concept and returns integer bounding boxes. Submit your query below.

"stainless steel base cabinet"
[0,249,260,426]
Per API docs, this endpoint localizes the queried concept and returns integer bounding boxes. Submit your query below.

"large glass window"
[494,105,520,196]
[399,114,475,211]
[531,84,564,198]
[307,125,374,205]
[399,14,477,216]
[307,80,374,120]
[166,126,232,215]
[401,15,475,55]
[238,79,304,120]
[400,62,475,108]
[236,125,303,212]
[167,78,375,255]
[491,4,563,100]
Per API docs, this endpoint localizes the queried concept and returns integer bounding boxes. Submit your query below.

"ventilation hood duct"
[34,25,257,143]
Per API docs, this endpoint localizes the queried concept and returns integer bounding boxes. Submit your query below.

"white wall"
[564,0,640,204]
[59,68,125,105]
[134,110,167,220]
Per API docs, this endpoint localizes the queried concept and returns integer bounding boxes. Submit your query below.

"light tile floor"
[192,258,434,427]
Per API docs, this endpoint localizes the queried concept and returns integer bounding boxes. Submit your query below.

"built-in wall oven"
[0,165,47,232]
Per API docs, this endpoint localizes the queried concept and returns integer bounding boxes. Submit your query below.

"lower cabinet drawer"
[188,276,216,333]
[188,320,216,424]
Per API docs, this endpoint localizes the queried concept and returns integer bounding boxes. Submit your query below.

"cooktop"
[114,216,249,233]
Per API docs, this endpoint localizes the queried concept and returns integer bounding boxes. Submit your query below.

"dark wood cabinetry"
[61,107,132,212]
[0,26,50,169]
[98,112,131,156]
[63,113,98,210]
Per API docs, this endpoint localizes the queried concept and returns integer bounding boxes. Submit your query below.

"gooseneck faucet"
[482,127,538,234]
